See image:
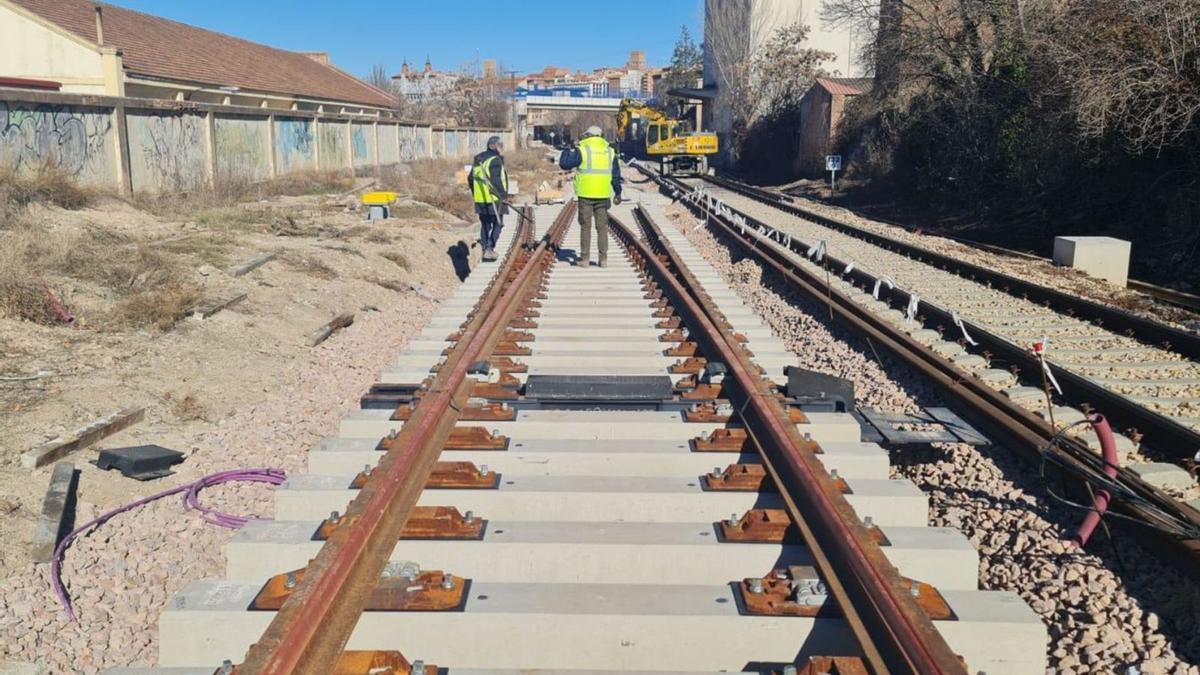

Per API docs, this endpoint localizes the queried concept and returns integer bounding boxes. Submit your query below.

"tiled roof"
[816,77,874,96]
[10,0,396,108]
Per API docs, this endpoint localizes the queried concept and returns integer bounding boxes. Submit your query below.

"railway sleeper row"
[115,189,1047,675]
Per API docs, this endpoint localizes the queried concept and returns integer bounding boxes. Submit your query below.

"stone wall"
[0,89,510,194]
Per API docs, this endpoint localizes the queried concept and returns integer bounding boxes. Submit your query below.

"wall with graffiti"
[0,101,116,186]
[318,120,347,171]
[127,110,208,191]
[215,115,270,184]
[378,124,399,165]
[1,91,509,193]
[274,117,315,173]
[350,124,372,168]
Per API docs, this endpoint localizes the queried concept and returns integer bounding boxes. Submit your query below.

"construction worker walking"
[469,136,509,262]
[559,125,623,267]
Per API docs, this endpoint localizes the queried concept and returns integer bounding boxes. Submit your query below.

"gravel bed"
[0,290,449,673]
[663,200,1200,675]
[690,182,1200,426]
[773,191,1200,331]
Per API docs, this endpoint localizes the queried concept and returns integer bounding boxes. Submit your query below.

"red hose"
[42,283,74,324]
[1072,413,1120,547]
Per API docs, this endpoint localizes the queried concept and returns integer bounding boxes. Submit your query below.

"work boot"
[578,258,590,268]
[598,255,607,268]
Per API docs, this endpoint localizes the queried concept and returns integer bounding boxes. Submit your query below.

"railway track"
[638,166,1200,565]
[116,188,1048,674]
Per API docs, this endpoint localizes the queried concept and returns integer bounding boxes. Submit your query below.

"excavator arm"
[616,97,668,139]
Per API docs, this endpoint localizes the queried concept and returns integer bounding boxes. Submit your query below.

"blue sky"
[106,0,705,78]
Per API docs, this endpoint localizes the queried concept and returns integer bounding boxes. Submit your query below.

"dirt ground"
[0,150,559,578]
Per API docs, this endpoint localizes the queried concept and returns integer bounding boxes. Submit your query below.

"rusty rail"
[611,209,966,675]
[239,202,575,674]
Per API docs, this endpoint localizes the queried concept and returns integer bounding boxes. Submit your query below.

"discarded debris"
[0,370,55,382]
[93,444,185,480]
[31,462,77,563]
[21,407,146,469]
[190,293,248,319]
[306,312,355,347]
[226,252,276,277]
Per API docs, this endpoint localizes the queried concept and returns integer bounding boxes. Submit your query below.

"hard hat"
[585,126,603,137]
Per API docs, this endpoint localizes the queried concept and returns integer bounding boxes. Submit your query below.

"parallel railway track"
[121,187,1050,674]
[641,166,1200,568]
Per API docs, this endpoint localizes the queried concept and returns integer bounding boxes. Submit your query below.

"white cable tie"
[843,261,855,276]
[905,294,920,323]
[951,311,978,346]
[872,276,895,300]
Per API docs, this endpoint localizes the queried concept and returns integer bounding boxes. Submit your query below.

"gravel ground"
[662,200,1200,675]
[688,182,1200,428]
[0,290,448,673]
[772,189,1200,331]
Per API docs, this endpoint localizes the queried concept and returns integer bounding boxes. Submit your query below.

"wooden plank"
[21,407,145,469]
[306,312,355,347]
[31,462,77,563]
[190,293,248,319]
[226,252,276,277]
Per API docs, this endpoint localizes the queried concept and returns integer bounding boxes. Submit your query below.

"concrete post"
[345,120,353,173]
[111,101,133,195]
[267,114,277,179]
[203,110,217,189]
[372,121,380,177]
[313,116,322,171]
[99,47,125,96]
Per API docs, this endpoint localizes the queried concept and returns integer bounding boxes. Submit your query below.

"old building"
[702,0,867,161]
[0,0,395,114]
[796,77,871,174]
[391,58,460,103]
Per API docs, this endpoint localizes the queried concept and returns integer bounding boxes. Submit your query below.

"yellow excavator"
[616,97,718,175]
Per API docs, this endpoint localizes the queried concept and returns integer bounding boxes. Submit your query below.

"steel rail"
[610,211,966,675]
[648,167,1200,561]
[699,174,1200,360]
[239,202,575,674]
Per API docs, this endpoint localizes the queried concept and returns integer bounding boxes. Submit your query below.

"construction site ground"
[0,152,558,578]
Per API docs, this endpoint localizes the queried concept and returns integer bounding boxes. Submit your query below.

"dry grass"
[0,167,94,219]
[382,251,411,270]
[389,158,476,221]
[134,170,353,219]
[282,251,338,279]
[168,391,209,421]
[115,284,202,331]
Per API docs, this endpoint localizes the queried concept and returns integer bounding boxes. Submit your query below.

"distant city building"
[519,51,658,101]
[391,57,459,102]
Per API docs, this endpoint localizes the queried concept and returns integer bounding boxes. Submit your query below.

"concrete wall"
[0,89,510,193]
[126,109,208,191]
[0,99,117,186]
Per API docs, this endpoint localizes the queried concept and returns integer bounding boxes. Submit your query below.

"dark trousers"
[578,197,610,262]
[478,207,503,250]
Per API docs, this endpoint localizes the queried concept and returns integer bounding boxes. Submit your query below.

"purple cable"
[51,468,286,622]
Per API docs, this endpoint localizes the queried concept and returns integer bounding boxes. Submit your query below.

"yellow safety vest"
[472,156,507,204]
[573,136,614,200]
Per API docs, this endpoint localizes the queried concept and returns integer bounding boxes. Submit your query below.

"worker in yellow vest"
[559,126,623,267]
[469,136,509,262]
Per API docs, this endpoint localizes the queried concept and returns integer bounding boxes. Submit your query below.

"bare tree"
[366,63,395,93]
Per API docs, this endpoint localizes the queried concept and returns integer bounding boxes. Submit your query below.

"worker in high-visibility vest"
[469,136,509,262]
[559,125,623,267]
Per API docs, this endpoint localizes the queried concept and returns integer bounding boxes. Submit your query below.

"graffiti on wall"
[319,122,346,169]
[378,124,399,164]
[127,111,207,190]
[351,125,369,166]
[0,102,115,183]
[275,118,314,170]
[215,116,269,182]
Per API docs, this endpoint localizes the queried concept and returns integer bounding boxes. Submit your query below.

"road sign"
[826,155,842,190]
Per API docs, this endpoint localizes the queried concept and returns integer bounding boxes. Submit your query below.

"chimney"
[301,52,330,65]
[94,5,104,46]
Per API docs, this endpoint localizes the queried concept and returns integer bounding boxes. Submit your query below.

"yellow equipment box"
[361,191,398,206]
